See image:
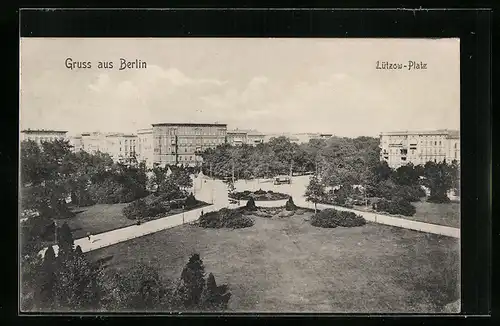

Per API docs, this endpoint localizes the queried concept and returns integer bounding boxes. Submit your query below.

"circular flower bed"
[198,208,254,229]
[229,189,289,201]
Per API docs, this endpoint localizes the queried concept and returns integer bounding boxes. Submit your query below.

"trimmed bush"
[375,197,416,216]
[245,197,257,211]
[184,193,198,209]
[198,208,254,229]
[311,208,366,228]
[285,197,297,211]
[254,189,267,195]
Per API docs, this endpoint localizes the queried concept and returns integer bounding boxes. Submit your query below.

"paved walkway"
[39,175,459,257]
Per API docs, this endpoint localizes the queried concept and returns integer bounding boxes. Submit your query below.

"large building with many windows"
[380,129,460,169]
[152,123,227,167]
[20,129,68,144]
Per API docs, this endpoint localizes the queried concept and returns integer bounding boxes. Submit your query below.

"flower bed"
[229,189,289,201]
[198,207,254,229]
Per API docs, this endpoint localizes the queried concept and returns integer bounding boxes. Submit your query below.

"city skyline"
[20,38,460,138]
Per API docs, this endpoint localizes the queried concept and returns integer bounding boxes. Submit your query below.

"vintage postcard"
[19,38,460,313]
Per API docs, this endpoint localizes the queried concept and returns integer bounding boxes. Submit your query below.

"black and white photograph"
[19,37,461,313]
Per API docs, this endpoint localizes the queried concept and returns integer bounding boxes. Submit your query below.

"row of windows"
[30,136,63,142]
[159,128,226,136]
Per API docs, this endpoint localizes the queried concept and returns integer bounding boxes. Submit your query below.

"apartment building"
[72,131,137,163]
[380,129,460,169]
[104,133,137,162]
[152,123,227,167]
[137,128,154,167]
[226,129,265,146]
[20,129,68,145]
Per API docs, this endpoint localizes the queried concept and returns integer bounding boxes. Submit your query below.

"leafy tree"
[57,222,74,258]
[33,246,57,310]
[423,161,454,203]
[176,254,206,309]
[53,253,102,310]
[305,175,325,214]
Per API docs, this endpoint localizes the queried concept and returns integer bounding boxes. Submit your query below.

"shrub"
[123,199,149,220]
[198,208,254,229]
[245,197,257,211]
[428,193,451,203]
[285,197,297,211]
[254,189,267,195]
[310,208,366,228]
[375,197,416,216]
[184,193,198,209]
[393,185,426,202]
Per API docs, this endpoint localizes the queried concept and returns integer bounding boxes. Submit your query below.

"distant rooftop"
[227,128,264,136]
[380,129,460,137]
[21,129,67,134]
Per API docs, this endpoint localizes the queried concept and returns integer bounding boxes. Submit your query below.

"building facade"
[152,123,227,167]
[104,133,138,162]
[137,128,154,167]
[20,129,68,144]
[226,129,265,146]
[380,129,460,169]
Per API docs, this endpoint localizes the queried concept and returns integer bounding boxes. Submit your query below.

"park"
[19,136,461,313]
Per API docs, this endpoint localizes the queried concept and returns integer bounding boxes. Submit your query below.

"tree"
[57,222,74,258]
[200,273,231,310]
[53,253,102,310]
[33,246,57,310]
[423,161,454,203]
[305,175,325,214]
[176,254,206,309]
[170,168,193,190]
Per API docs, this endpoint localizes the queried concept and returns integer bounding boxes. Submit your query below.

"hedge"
[310,208,366,228]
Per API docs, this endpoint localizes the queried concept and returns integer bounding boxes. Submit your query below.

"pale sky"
[20,38,460,137]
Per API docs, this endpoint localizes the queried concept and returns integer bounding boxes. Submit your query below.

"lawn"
[411,200,460,228]
[62,201,210,239]
[352,198,460,229]
[86,212,460,313]
[65,204,136,239]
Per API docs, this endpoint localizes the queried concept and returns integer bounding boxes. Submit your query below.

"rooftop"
[152,122,227,127]
[380,129,460,137]
[21,129,68,134]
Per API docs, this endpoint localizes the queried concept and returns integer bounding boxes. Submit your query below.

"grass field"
[86,212,460,313]
[352,198,460,228]
[64,201,210,239]
[411,200,460,228]
[66,204,136,239]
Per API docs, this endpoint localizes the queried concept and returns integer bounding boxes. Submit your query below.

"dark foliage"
[285,197,298,211]
[229,190,289,201]
[245,197,257,211]
[198,208,254,229]
[375,197,417,216]
[310,208,366,228]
